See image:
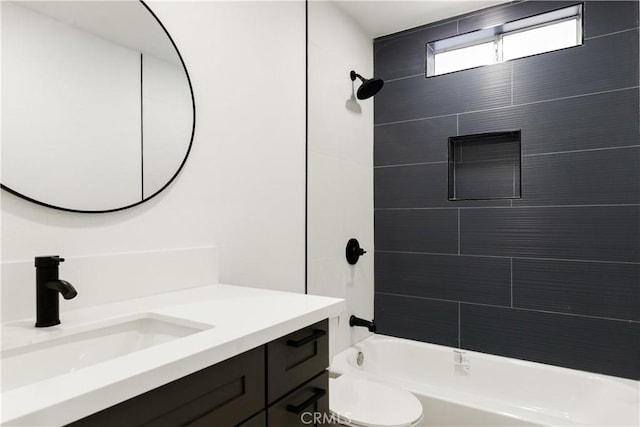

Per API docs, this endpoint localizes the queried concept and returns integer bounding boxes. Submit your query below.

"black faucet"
[35,256,77,327]
[349,315,376,333]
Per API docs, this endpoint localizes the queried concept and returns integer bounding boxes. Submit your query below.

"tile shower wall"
[373,1,640,379]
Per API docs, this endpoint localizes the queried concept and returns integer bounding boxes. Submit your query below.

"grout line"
[523,145,640,158]
[510,258,513,308]
[375,250,640,265]
[460,86,640,114]
[375,86,639,127]
[510,61,514,106]
[585,26,639,41]
[375,203,640,210]
[378,207,461,211]
[375,161,446,169]
[375,145,640,170]
[377,292,639,323]
[512,159,516,197]
[377,250,499,257]
[384,73,425,83]
[454,157,524,166]
[519,133,524,199]
[456,114,459,135]
[375,113,458,127]
[453,147,457,198]
[458,303,461,348]
[375,16,459,42]
[457,209,461,255]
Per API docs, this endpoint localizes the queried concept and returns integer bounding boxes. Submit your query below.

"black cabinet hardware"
[286,388,327,414]
[286,329,326,348]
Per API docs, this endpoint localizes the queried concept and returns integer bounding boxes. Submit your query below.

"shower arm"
[350,71,364,82]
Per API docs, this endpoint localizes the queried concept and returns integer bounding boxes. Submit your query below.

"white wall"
[308,1,374,356]
[1,1,306,322]
[166,0,306,293]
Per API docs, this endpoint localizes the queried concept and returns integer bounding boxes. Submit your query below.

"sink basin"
[1,314,212,392]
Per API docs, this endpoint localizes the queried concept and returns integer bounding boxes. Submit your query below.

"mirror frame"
[0,0,196,214]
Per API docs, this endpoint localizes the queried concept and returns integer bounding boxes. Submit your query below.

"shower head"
[350,70,384,100]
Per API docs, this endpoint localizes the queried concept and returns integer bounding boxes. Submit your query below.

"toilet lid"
[329,376,423,427]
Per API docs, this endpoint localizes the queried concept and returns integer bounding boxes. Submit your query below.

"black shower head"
[350,70,384,100]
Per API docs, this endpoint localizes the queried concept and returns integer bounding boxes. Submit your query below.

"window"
[434,41,496,76]
[427,4,582,77]
[502,18,580,61]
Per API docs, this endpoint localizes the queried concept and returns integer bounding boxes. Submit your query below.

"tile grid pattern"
[373,0,640,379]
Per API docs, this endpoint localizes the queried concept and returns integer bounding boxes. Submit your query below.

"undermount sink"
[1,314,212,392]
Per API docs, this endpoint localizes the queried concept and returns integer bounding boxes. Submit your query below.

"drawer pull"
[286,329,326,348]
[286,387,326,414]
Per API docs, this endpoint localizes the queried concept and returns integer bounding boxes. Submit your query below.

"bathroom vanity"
[69,320,329,426]
[1,285,343,426]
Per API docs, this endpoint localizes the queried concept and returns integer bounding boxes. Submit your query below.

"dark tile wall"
[373,1,640,379]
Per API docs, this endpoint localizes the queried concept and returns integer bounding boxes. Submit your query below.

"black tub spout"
[349,315,376,333]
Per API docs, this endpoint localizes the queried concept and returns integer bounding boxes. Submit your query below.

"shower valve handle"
[346,238,366,265]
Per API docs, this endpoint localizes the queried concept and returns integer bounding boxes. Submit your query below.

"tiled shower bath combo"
[373,0,640,380]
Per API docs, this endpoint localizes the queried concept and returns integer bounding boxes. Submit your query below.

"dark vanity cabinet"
[68,319,329,427]
[267,320,330,426]
[267,372,329,426]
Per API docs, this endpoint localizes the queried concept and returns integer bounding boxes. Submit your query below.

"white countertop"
[1,284,345,426]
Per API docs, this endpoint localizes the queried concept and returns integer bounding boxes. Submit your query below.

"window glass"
[434,41,496,76]
[427,4,582,77]
[503,18,579,61]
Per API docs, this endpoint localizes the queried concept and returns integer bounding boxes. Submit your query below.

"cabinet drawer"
[268,371,329,427]
[68,346,265,427]
[267,319,328,403]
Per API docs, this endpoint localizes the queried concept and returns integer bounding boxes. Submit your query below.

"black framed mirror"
[1,0,195,213]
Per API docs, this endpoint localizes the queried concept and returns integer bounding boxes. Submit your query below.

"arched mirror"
[1,0,195,213]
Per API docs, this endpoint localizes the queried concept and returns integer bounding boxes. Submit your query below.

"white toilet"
[329,375,424,427]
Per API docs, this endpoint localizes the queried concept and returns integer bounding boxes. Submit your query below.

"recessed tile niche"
[448,130,522,201]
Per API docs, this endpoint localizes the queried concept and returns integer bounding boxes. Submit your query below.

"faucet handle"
[35,255,65,267]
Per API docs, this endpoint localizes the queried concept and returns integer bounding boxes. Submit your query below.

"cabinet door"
[237,411,266,427]
[267,319,328,404]
[268,372,329,427]
[68,346,265,427]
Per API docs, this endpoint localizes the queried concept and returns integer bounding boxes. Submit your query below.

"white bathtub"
[330,335,639,427]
